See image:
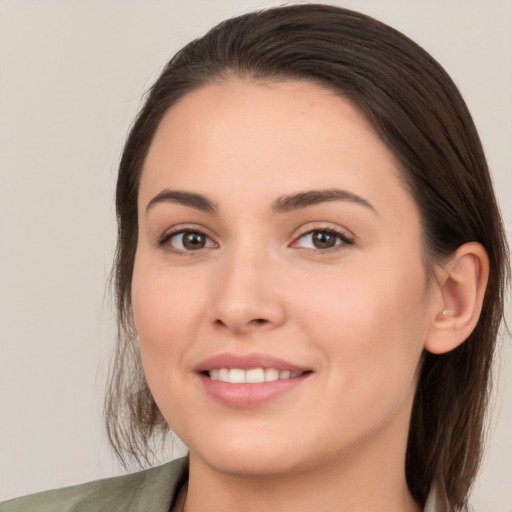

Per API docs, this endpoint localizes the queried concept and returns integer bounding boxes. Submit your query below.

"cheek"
[304,273,427,445]
[131,256,210,426]
[294,258,429,393]
[131,255,206,368]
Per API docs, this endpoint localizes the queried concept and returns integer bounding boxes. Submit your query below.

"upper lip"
[194,352,310,373]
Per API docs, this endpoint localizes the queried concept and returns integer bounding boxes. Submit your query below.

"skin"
[132,79,448,512]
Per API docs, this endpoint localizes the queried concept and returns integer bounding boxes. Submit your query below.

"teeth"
[246,368,264,383]
[208,368,303,383]
[265,368,279,381]
[228,369,245,384]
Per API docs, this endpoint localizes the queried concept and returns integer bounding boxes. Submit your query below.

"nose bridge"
[210,239,285,333]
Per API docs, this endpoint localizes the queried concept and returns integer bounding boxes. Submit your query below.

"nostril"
[212,316,269,332]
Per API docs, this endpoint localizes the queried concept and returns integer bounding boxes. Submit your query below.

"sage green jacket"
[0,458,188,512]
[1,457,438,511]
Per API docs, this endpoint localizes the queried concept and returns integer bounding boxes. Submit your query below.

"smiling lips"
[196,353,312,407]
[210,368,304,383]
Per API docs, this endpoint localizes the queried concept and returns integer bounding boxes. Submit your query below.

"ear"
[425,242,489,355]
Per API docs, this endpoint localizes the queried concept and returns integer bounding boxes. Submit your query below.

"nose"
[209,247,287,336]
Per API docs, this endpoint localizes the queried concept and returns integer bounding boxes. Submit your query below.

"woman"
[1,4,508,512]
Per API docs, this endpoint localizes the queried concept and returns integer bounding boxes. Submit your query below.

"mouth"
[195,353,313,407]
[205,368,308,383]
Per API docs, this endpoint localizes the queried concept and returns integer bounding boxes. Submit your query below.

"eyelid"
[290,224,354,250]
[156,225,218,253]
[155,223,354,253]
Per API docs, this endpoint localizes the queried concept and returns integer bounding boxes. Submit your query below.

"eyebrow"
[145,188,377,215]
[146,189,217,214]
[272,189,377,214]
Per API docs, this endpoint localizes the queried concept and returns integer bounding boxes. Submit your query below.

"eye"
[294,228,352,250]
[161,230,216,252]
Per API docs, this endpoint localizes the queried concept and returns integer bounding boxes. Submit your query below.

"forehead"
[139,78,416,222]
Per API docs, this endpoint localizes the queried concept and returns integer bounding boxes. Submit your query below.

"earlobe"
[425,242,489,355]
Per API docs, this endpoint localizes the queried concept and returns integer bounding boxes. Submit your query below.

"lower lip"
[198,373,310,408]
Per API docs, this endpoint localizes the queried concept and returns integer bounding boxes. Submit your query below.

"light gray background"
[0,0,510,509]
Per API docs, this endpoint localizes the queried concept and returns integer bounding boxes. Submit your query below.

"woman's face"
[132,79,442,477]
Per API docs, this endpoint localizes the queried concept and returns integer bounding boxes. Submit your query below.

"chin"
[185,427,308,478]
[198,450,302,478]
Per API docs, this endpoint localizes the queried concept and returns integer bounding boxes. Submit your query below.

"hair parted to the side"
[105,4,509,511]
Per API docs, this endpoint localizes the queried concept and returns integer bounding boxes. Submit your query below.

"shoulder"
[0,457,188,512]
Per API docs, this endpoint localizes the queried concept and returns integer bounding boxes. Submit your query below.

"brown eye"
[312,231,337,249]
[182,232,206,250]
[294,229,352,250]
[167,231,215,251]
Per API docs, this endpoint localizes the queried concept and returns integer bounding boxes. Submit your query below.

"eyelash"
[292,227,353,251]
[157,226,353,254]
[157,229,217,254]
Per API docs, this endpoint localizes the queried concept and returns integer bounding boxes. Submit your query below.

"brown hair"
[105,5,509,511]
